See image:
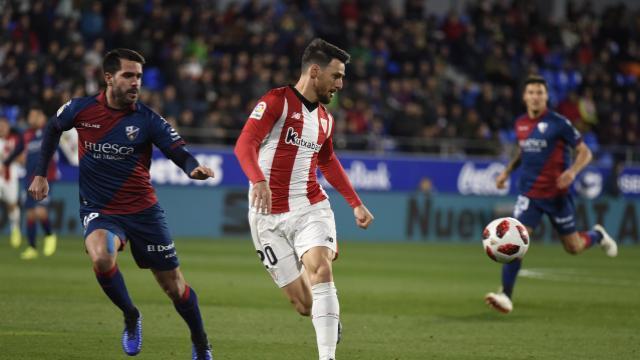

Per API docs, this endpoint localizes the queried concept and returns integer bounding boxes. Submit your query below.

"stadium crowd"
[1,0,639,160]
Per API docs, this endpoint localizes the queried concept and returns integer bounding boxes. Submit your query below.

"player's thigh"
[544,196,577,236]
[513,195,543,229]
[292,207,337,262]
[249,211,302,288]
[121,204,180,271]
[82,211,126,263]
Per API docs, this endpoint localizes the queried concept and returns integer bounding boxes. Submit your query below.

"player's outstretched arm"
[29,176,50,201]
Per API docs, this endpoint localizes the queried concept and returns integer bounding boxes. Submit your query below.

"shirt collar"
[289,85,318,112]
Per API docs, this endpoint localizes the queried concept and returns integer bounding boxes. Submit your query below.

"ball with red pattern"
[481,217,530,264]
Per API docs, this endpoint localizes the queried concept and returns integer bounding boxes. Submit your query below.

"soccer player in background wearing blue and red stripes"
[19,106,59,260]
[28,49,215,359]
[485,75,618,314]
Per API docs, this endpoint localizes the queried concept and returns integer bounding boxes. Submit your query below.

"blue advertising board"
[55,147,640,198]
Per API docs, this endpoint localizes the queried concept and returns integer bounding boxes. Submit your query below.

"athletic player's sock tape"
[106,231,116,255]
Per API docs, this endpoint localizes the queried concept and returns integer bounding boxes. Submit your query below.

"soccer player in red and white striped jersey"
[235,38,374,360]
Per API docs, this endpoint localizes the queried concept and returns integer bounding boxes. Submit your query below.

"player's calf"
[560,233,585,255]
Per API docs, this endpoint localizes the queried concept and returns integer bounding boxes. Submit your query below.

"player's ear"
[104,72,113,87]
[309,64,320,79]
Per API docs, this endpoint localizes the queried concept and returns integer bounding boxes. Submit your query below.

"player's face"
[27,110,45,129]
[315,59,345,104]
[523,83,548,114]
[106,59,142,106]
[0,120,9,138]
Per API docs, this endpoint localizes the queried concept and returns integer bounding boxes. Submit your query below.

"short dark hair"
[301,38,350,70]
[102,48,146,75]
[523,75,548,92]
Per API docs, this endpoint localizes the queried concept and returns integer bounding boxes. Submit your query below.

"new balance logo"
[284,127,321,152]
[291,112,302,120]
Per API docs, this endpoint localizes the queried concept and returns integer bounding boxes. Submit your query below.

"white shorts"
[0,178,19,204]
[249,199,337,288]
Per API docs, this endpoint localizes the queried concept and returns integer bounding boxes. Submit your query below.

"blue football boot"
[122,313,142,356]
[192,343,213,360]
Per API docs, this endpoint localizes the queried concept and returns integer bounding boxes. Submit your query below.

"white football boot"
[594,224,618,257]
[485,292,513,314]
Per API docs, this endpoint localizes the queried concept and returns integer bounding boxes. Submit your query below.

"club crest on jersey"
[320,117,328,133]
[537,122,548,133]
[125,126,140,141]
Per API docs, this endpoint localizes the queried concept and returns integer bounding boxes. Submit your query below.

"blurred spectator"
[0,0,637,162]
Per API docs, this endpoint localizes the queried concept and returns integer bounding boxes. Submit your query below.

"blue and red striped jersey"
[53,92,186,214]
[515,110,582,199]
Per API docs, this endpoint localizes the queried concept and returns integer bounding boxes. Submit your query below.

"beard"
[113,86,138,106]
[318,92,332,104]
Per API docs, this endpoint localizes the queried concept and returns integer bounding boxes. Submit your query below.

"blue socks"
[580,230,603,249]
[27,219,37,248]
[501,259,522,299]
[41,216,52,236]
[94,265,138,318]
[174,286,207,345]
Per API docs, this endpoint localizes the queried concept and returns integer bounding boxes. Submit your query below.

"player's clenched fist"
[354,204,374,229]
[189,165,215,180]
[28,175,49,201]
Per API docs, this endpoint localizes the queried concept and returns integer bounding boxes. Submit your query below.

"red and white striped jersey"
[235,86,361,214]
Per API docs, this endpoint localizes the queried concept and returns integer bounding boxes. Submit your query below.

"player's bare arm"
[189,165,215,180]
[251,180,272,214]
[354,204,374,229]
[28,175,50,201]
[557,142,592,189]
[496,147,522,189]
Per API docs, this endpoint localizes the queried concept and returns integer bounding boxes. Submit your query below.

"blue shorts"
[80,203,180,271]
[513,194,576,235]
[24,189,51,209]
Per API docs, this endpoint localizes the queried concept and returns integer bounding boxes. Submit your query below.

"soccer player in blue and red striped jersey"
[485,75,618,314]
[28,49,214,359]
[20,106,59,260]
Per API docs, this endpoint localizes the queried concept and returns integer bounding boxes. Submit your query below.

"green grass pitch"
[1,238,638,359]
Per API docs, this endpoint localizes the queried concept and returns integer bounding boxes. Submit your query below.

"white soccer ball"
[482,217,530,264]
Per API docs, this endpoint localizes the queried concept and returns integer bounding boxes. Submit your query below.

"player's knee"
[92,255,116,272]
[307,261,333,284]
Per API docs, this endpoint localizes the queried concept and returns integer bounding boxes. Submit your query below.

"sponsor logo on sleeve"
[250,101,267,120]
[56,100,71,117]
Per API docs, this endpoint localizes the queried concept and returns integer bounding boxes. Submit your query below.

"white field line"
[519,268,640,288]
